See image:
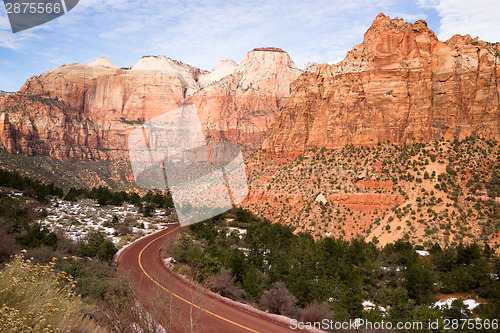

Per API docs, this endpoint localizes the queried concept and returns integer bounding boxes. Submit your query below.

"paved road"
[118,223,313,333]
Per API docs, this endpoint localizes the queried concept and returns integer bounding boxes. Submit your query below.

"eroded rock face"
[131,56,204,96]
[0,60,186,160]
[0,91,13,97]
[198,60,238,88]
[189,48,302,151]
[0,49,301,159]
[263,13,500,155]
[3,13,499,165]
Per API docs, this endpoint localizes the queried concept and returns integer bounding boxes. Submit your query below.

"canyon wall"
[263,14,500,155]
[0,49,301,160]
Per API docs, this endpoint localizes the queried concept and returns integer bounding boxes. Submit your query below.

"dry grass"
[0,251,105,332]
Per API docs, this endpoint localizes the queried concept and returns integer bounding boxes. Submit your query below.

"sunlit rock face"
[263,14,500,156]
[190,48,302,151]
[0,48,302,159]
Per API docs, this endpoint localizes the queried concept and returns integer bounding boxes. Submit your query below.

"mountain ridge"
[0,13,499,247]
[0,47,300,159]
[263,13,500,155]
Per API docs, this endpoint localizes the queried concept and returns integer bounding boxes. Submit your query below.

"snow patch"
[363,300,386,312]
[38,198,161,246]
[228,227,247,237]
[434,298,482,310]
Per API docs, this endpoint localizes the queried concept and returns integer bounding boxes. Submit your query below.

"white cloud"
[0,29,38,50]
[0,11,10,30]
[123,0,401,68]
[419,0,500,42]
[7,0,488,91]
[384,12,428,22]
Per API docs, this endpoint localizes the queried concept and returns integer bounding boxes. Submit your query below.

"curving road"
[118,223,315,333]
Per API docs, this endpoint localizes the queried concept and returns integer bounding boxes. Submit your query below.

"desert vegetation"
[0,169,179,332]
[0,252,105,332]
[245,137,500,249]
[165,208,500,331]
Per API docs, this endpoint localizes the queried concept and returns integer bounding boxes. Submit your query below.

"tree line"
[0,167,174,214]
[168,208,500,331]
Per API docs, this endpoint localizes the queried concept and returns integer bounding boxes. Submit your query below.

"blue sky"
[0,0,499,91]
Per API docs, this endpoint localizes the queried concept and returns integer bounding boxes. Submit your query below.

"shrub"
[76,232,117,262]
[0,252,104,332]
[73,260,129,303]
[441,298,472,320]
[300,301,333,322]
[260,282,298,316]
[115,224,132,236]
[15,223,58,249]
[141,203,155,217]
[446,166,457,176]
[208,267,246,300]
[0,220,18,262]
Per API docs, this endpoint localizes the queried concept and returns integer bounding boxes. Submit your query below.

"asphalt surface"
[118,223,313,333]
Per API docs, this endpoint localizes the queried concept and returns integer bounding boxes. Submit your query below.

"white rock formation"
[131,56,200,96]
[199,60,238,88]
[88,57,117,68]
[237,49,301,97]
[315,194,327,204]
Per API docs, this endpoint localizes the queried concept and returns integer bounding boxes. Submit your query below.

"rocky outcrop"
[88,57,117,68]
[189,48,302,151]
[263,13,500,155]
[131,56,205,96]
[326,193,405,210]
[198,60,238,88]
[0,59,187,160]
[0,48,301,159]
[3,13,499,164]
[0,91,13,97]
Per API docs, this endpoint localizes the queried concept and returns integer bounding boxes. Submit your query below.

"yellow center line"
[138,226,261,333]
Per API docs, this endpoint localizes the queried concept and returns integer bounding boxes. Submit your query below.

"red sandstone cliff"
[2,14,499,162]
[0,49,301,159]
[263,13,500,155]
[0,59,186,160]
[189,48,301,150]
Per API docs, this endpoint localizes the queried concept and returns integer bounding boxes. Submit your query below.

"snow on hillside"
[434,298,482,310]
[38,198,171,246]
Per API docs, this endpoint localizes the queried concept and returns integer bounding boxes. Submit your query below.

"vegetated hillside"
[166,210,500,326]
[244,137,500,249]
[0,170,178,332]
[0,167,175,260]
[0,148,133,190]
